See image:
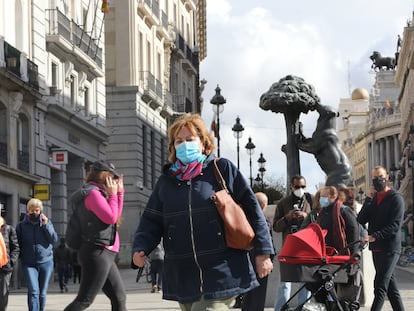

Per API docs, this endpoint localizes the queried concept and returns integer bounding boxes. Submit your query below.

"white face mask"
[293,188,305,198]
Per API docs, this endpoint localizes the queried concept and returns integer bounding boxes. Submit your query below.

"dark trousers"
[371,251,405,311]
[241,275,268,311]
[64,244,126,311]
[0,271,12,311]
[72,264,81,283]
[57,263,69,290]
[150,259,163,289]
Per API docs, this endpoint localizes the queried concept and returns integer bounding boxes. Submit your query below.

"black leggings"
[64,244,127,311]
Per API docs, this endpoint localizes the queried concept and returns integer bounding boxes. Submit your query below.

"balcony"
[138,0,160,27]
[0,39,40,93]
[46,9,104,79]
[174,34,198,75]
[156,11,169,39]
[139,71,163,109]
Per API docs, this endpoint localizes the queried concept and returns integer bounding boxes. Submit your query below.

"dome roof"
[351,88,369,100]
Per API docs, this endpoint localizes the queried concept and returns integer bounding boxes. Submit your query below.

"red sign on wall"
[52,150,68,165]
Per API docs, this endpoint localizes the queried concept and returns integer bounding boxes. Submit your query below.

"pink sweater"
[84,182,124,253]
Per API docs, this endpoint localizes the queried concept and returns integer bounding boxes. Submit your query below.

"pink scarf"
[170,157,206,181]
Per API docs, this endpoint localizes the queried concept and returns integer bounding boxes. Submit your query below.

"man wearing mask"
[273,176,312,311]
[357,166,405,311]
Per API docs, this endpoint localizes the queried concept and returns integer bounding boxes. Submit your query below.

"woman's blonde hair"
[167,113,215,163]
[27,198,43,211]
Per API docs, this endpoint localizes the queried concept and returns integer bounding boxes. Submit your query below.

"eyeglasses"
[293,185,306,189]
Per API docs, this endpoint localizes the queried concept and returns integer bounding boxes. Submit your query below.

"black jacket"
[357,189,404,253]
[0,223,20,273]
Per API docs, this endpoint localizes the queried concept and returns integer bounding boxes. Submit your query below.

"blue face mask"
[175,141,203,164]
[319,197,329,208]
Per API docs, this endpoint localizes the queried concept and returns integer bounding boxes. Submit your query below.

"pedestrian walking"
[357,165,405,311]
[0,215,20,311]
[273,176,312,310]
[148,241,164,293]
[16,198,59,311]
[242,192,275,311]
[132,113,274,310]
[53,238,72,293]
[64,161,126,311]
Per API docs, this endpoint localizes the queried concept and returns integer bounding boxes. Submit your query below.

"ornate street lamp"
[257,153,266,191]
[210,85,226,157]
[232,116,244,169]
[245,137,256,188]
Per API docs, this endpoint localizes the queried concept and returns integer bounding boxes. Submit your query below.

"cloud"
[200,1,413,191]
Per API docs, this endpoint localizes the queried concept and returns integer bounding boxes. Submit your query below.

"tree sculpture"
[259,75,319,189]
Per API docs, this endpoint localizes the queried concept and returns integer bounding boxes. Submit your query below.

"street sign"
[33,184,50,201]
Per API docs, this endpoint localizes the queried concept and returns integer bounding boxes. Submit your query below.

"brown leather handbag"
[211,158,255,250]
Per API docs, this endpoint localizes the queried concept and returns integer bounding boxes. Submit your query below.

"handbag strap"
[213,158,229,193]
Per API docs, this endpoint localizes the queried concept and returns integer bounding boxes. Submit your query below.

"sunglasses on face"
[293,185,306,189]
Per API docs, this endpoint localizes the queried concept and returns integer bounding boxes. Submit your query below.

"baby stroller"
[278,223,362,311]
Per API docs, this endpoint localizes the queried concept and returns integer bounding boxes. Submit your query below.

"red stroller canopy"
[278,223,351,264]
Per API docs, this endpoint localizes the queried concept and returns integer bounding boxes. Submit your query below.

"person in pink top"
[64,161,126,311]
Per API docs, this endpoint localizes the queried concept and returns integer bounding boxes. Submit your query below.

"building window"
[17,113,29,172]
[142,125,147,187]
[139,32,144,71]
[84,87,90,113]
[0,103,8,165]
[51,62,58,87]
[151,131,155,188]
[70,75,76,108]
[147,41,151,72]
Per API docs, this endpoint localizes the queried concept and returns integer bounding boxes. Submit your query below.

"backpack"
[65,184,117,250]
[65,200,83,251]
[65,184,99,250]
[0,231,8,267]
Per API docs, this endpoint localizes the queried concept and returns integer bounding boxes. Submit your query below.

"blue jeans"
[22,260,54,311]
[274,281,310,311]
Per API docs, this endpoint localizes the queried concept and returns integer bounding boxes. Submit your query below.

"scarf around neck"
[170,155,206,181]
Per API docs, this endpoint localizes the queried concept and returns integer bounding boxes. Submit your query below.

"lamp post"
[245,137,256,188]
[232,116,244,169]
[257,153,266,191]
[210,85,226,157]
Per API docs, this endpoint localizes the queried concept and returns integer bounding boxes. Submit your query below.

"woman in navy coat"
[132,113,274,310]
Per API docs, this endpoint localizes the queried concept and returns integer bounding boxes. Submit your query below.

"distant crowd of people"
[1,113,407,311]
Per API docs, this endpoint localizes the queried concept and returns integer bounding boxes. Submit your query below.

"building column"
[385,136,391,170]
[50,168,67,237]
[393,135,401,167]
[8,92,23,169]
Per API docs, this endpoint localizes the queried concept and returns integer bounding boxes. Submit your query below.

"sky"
[199,0,414,193]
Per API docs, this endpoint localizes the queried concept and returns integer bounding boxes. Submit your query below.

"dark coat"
[0,223,20,273]
[132,155,274,303]
[317,202,360,254]
[357,189,404,253]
